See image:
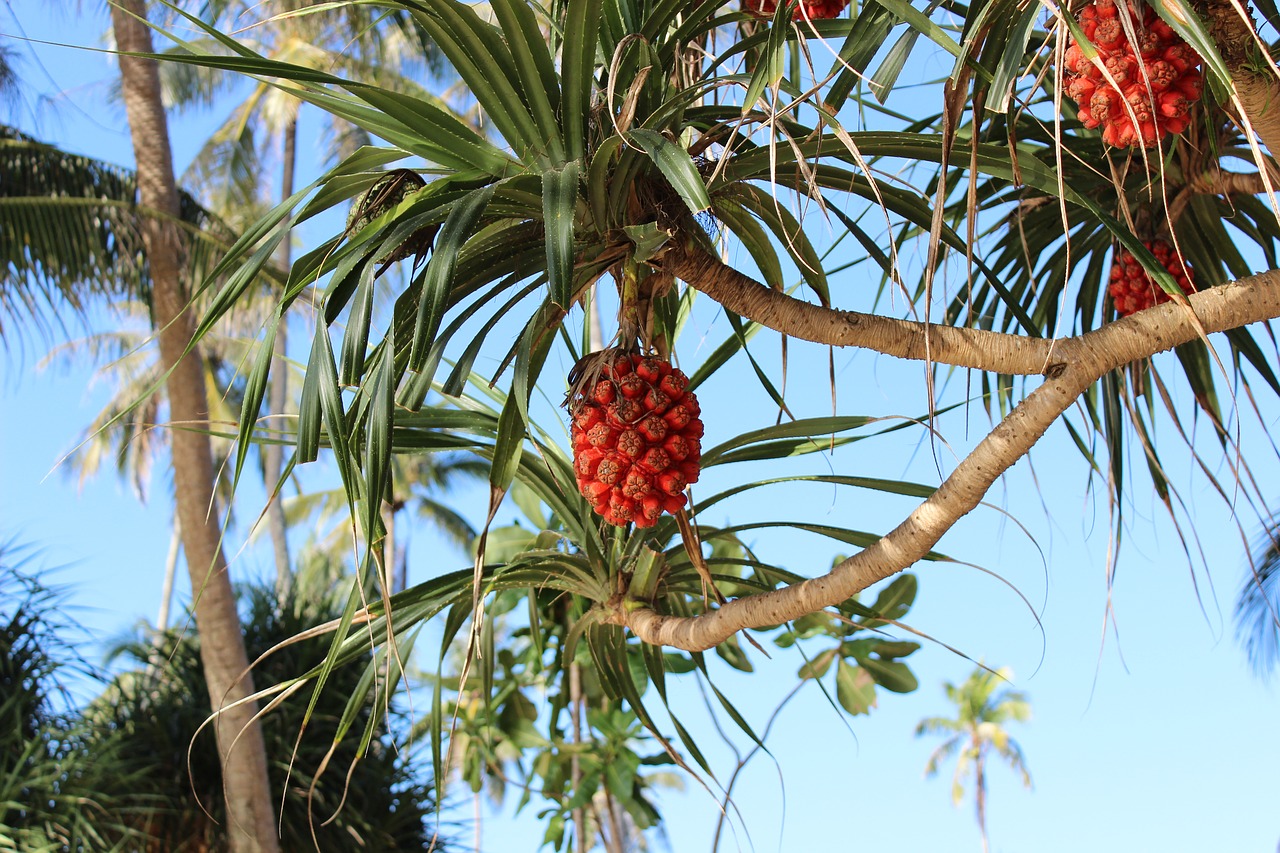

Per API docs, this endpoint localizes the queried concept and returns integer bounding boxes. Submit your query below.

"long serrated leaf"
[823,2,897,112]
[713,199,785,289]
[741,4,790,113]
[868,28,922,103]
[406,1,544,159]
[702,415,873,463]
[731,184,829,305]
[230,313,279,492]
[695,473,935,514]
[489,304,557,492]
[193,227,287,343]
[296,322,329,464]
[408,186,495,373]
[363,337,395,559]
[489,0,564,160]
[563,0,605,160]
[629,128,710,213]
[872,0,961,59]
[339,262,376,386]
[543,162,581,309]
[442,279,545,397]
[986,3,1040,112]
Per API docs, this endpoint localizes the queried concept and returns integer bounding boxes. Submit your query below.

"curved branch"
[665,238,1063,376]
[1167,168,1273,226]
[608,271,1280,650]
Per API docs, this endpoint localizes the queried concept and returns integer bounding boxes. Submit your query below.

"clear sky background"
[3,3,1280,852]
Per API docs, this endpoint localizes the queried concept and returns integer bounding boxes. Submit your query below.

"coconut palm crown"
[917,666,1032,853]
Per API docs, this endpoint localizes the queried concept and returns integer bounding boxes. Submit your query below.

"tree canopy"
[7,0,1280,847]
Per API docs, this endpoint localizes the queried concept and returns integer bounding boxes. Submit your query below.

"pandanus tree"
[88,557,445,852]
[153,0,1280,844]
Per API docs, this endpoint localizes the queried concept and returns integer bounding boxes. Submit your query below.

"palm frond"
[0,125,266,343]
[1236,514,1280,676]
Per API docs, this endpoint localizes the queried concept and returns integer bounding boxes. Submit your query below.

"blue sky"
[3,3,1280,851]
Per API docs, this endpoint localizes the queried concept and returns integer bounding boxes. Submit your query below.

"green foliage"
[0,544,156,852]
[0,125,258,342]
[88,559,446,852]
[241,369,929,848]
[1236,515,1280,678]
[103,0,1280,846]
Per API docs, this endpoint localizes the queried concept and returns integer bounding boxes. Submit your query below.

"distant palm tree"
[0,125,243,342]
[109,3,281,844]
[286,452,488,594]
[916,666,1032,853]
[1236,515,1280,678]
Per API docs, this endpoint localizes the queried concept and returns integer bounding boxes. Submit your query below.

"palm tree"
[1236,515,1280,677]
[916,667,1033,853]
[0,125,242,341]
[167,0,1280,658]
[109,3,278,849]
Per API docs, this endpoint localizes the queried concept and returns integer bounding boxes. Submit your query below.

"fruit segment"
[1108,239,1195,316]
[743,0,850,20]
[1063,0,1202,148]
[568,352,704,528]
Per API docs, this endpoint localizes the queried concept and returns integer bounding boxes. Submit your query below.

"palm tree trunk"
[569,659,587,853]
[386,500,404,593]
[266,116,297,600]
[975,747,989,853]
[110,4,279,850]
[156,516,181,633]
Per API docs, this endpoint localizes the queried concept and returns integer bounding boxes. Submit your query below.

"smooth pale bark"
[111,3,279,850]
[665,239,1063,376]
[610,272,1280,650]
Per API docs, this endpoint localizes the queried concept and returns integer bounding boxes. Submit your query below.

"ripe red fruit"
[1063,0,1202,147]
[744,0,850,21]
[1108,239,1195,316]
[569,352,703,528]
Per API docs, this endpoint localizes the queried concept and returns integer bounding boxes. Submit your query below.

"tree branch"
[665,238,1063,376]
[607,271,1280,650]
[1167,168,1274,226]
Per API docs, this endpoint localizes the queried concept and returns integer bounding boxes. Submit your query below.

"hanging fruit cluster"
[1063,0,1203,147]
[568,352,704,528]
[743,0,850,20]
[1108,239,1195,315]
